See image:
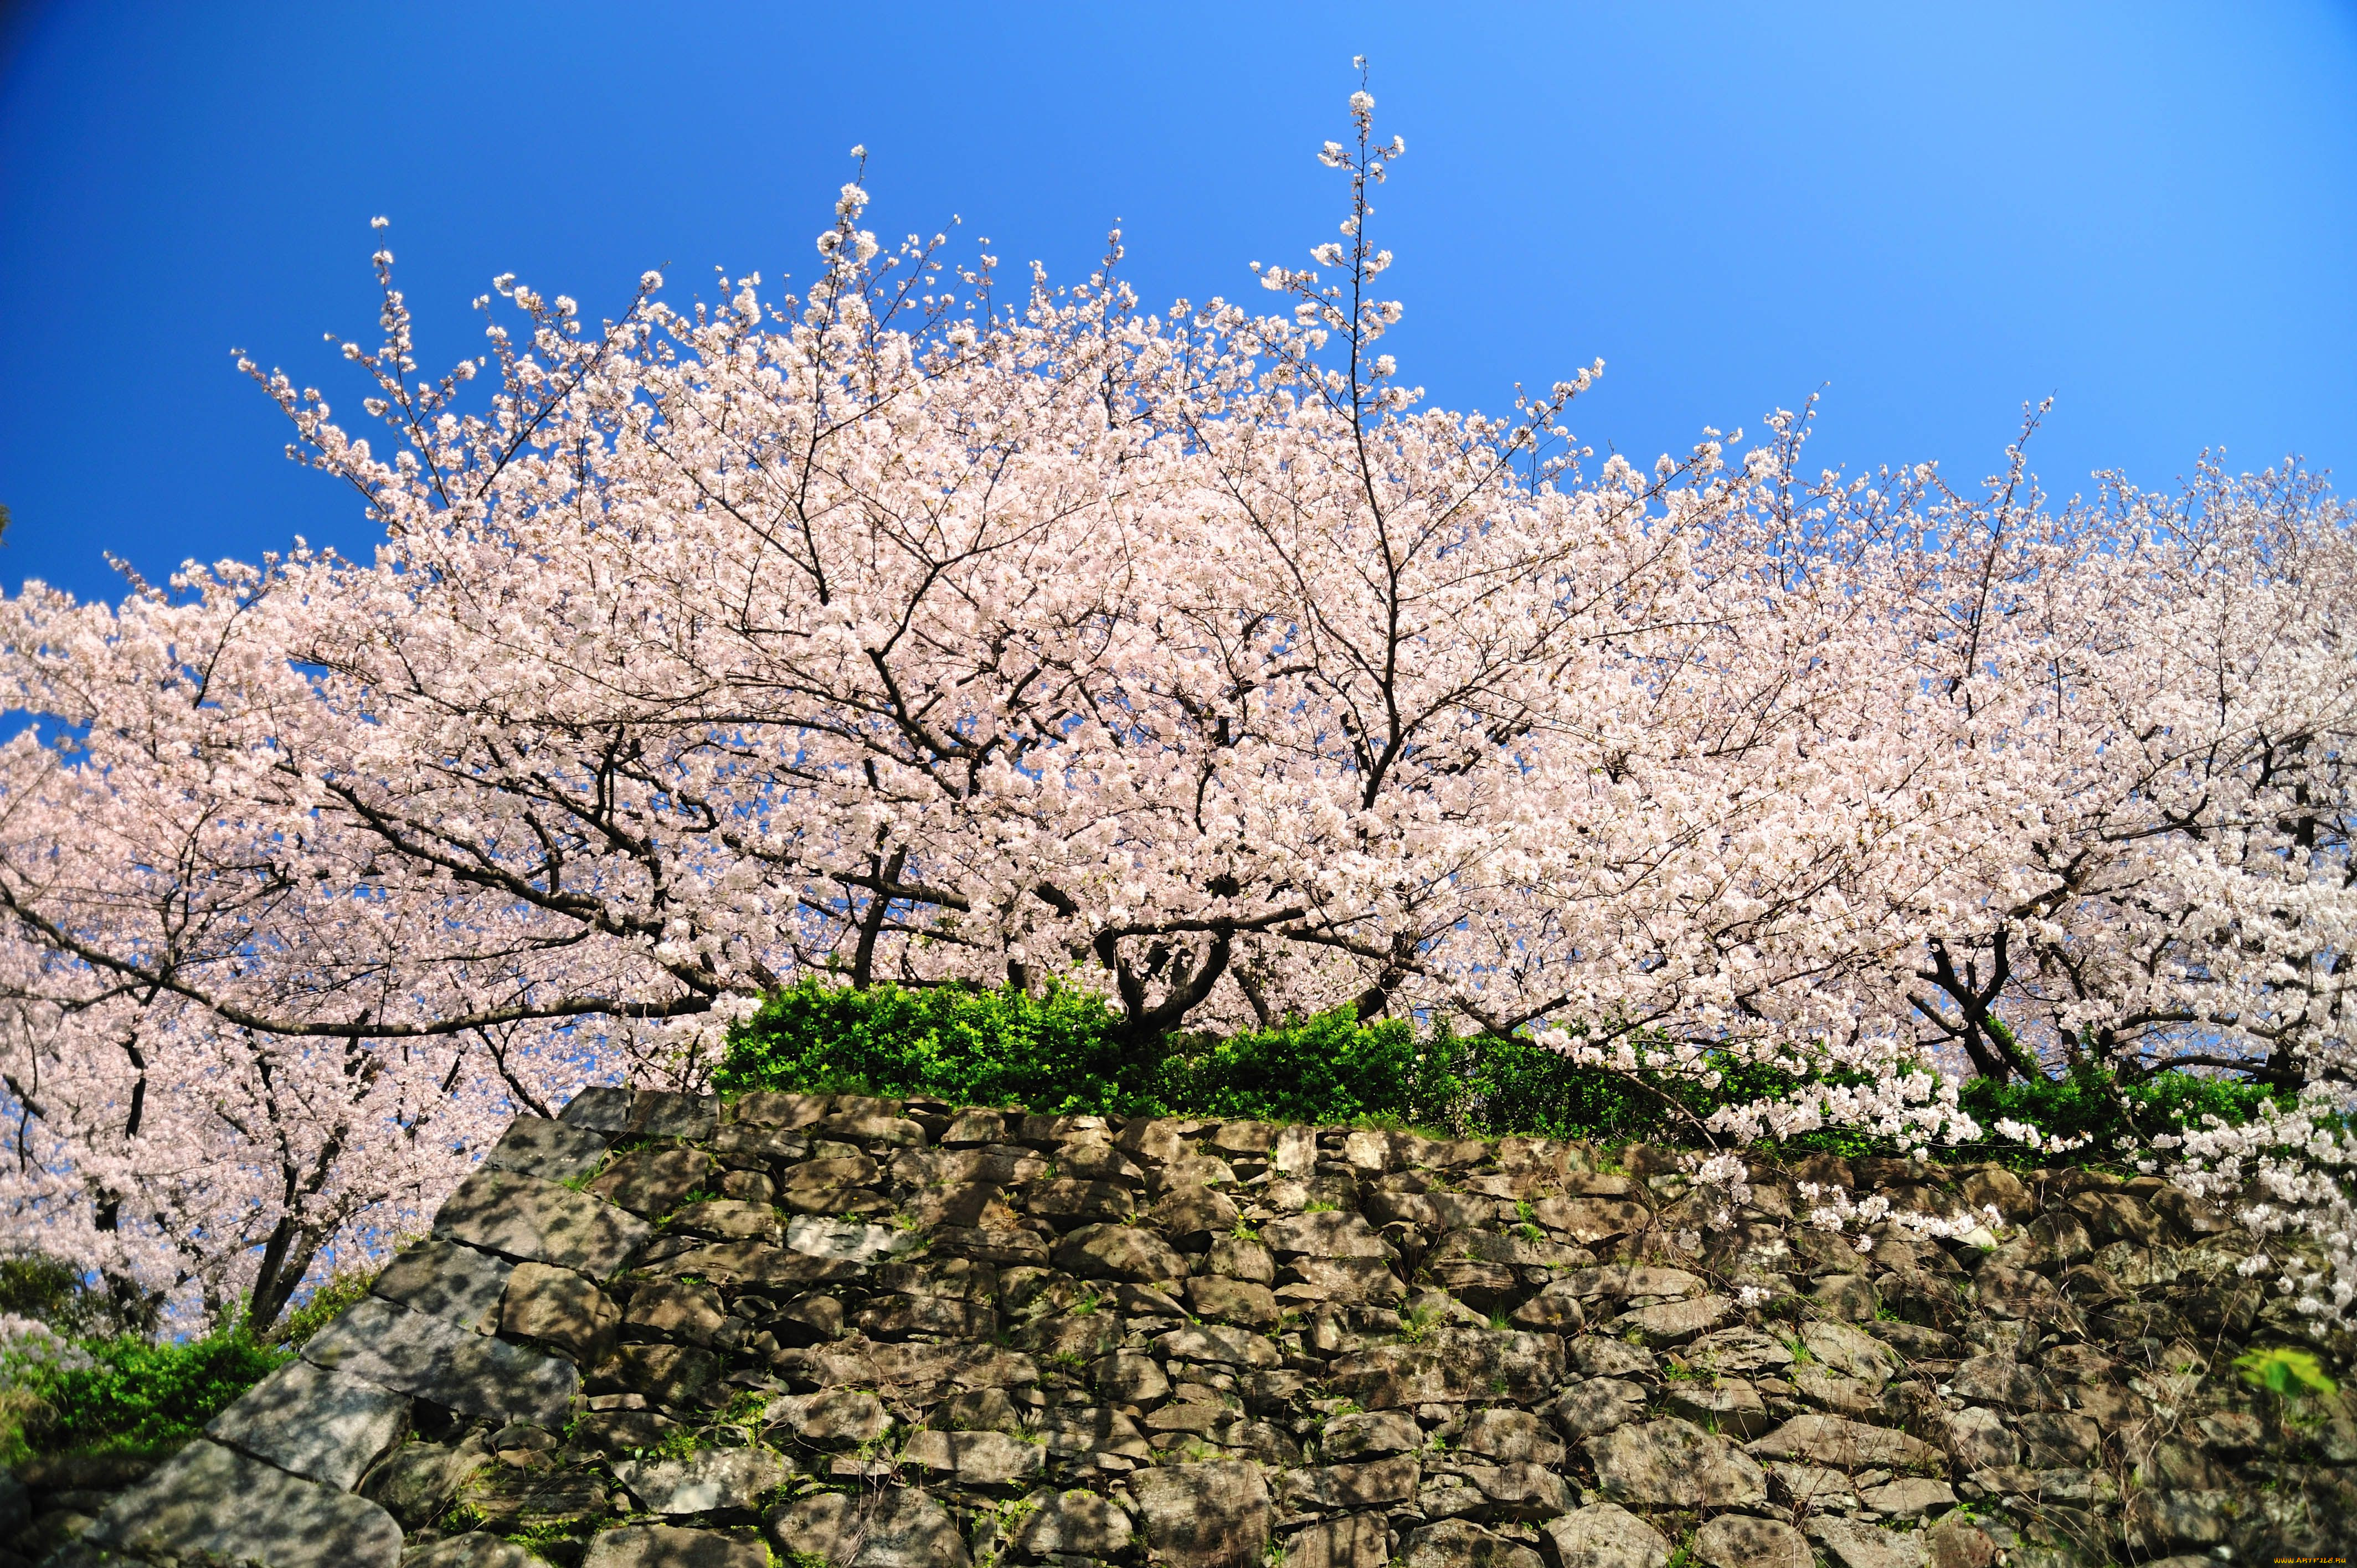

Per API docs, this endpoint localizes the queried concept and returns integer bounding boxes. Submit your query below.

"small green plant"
[1303,1200,1341,1214]
[0,1327,290,1465]
[2235,1346,2339,1401]
[1398,1303,1445,1344]
[631,1423,699,1462]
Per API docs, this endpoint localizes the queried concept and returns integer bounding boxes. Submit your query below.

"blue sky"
[3,2,2354,601]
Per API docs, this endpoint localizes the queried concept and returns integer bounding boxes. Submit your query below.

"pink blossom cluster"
[1,90,2351,1327]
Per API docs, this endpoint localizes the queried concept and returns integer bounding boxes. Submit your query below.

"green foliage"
[717,977,2293,1163]
[0,1328,290,1464]
[1157,1010,1428,1126]
[0,1251,389,1466]
[1963,1065,2292,1164]
[2235,1345,2339,1401]
[266,1266,380,1350]
[716,978,1148,1112]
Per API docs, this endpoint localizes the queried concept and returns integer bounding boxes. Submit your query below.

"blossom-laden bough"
[1,77,2350,1329]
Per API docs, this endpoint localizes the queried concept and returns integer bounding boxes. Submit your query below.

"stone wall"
[22,1089,2355,1568]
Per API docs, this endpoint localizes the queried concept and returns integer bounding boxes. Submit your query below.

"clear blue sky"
[3,2,2354,601]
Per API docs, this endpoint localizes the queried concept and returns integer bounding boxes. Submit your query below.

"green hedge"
[0,1329,288,1466]
[0,1256,378,1466]
[718,977,2293,1160]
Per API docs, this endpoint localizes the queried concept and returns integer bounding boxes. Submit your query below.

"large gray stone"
[1329,1328,1564,1408]
[1860,1478,1955,1519]
[1155,1323,1285,1369]
[1678,1329,1782,1377]
[1661,1378,1772,1439]
[1129,1460,1272,1568]
[1612,1293,1732,1345]
[769,1390,893,1446]
[1530,1197,1650,1244]
[1694,1515,1810,1568]
[1558,1263,1705,1300]
[84,1440,402,1568]
[1582,1419,1768,1508]
[1800,1321,1900,1382]
[1280,1455,1423,1513]
[630,1090,721,1140]
[1009,1488,1136,1558]
[1568,1336,1656,1379]
[785,1215,919,1263]
[609,1449,791,1515]
[1461,1409,1566,1467]
[1766,1462,1859,1514]
[1745,1413,1944,1471]
[600,1342,723,1407]
[400,1534,542,1568]
[501,1260,620,1365]
[900,1428,1044,1488]
[580,1524,768,1568]
[481,1115,610,1183]
[1053,1221,1188,1283]
[590,1146,715,1218]
[1806,1517,1928,1568]
[1323,1409,1423,1458]
[1283,1514,1390,1568]
[1398,1519,1543,1567]
[764,1489,971,1567]
[559,1087,718,1141]
[1542,1503,1674,1568]
[371,1240,514,1330]
[651,1240,864,1290]
[1941,1405,2018,1471]
[559,1085,637,1131]
[362,1438,491,1530]
[1260,1210,1392,1258]
[2013,1409,2100,1467]
[204,1357,410,1490]
[434,1168,651,1275]
[804,1338,1041,1402]
[672,1198,781,1241]
[304,1295,579,1426]
[1459,1461,1574,1521]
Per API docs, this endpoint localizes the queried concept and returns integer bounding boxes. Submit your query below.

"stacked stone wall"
[22,1088,2355,1568]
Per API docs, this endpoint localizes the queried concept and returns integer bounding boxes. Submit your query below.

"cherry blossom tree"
[1,81,2350,1327]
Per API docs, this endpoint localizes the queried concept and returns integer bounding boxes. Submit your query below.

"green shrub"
[1961,1062,2292,1164]
[0,1329,289,1464]
[716,976,2290,1161]
[715,978,1145,1112]
[1157,1012,1424,1125]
